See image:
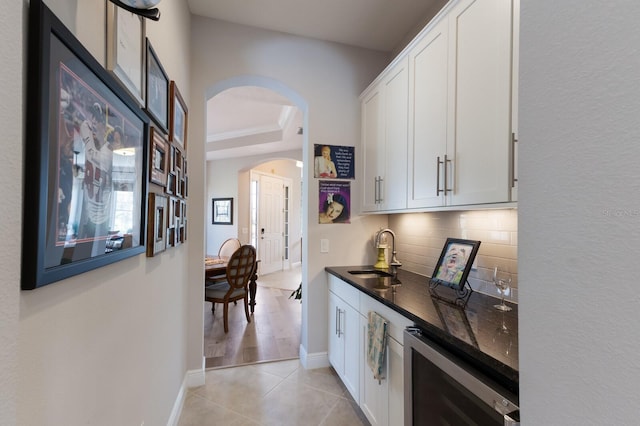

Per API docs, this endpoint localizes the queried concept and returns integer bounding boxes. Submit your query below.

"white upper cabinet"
[408,17,449,208]
[365,0,519,211]
[361,58,409,212]
[447,0,514,206]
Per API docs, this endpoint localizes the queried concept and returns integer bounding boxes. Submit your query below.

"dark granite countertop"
[326,266,519,395]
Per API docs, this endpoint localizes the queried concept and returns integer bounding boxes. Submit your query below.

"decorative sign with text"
[313,144,355,179]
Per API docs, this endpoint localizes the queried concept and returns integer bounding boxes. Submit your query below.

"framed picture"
[149,127,169,187]
[146,192,167,257]
[22,0,149,289]
[106,2,145,105]
[212,198,233,225]
[430,238,481,291]
[169,81,188,150]
[145,39,169,132]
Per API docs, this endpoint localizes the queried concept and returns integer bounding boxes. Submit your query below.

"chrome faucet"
[375,228,402,269]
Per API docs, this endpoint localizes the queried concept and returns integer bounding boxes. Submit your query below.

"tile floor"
[178,359,370,425]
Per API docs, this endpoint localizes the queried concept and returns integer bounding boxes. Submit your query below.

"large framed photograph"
[212,198,233,225]
[430,238,481,291]
[106,2,146,105]
[22,0,149,290]
[145,39,169,133]
[169,81,188,150]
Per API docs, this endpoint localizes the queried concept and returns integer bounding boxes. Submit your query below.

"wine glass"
[492,266,512,312]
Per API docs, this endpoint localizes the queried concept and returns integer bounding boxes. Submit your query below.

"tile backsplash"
[388,209,518,303]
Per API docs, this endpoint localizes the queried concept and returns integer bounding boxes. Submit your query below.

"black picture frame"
[169,80,188,150]
[22,0,149,290]
[145,39,169,133]
[430,238,481,291]
[212,198,233,225]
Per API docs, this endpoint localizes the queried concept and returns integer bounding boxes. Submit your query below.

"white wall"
[206,154,304,266]
[519,1,640,423]
[13,1,193,425]
[189,17,390,365]
[0,1,23,424]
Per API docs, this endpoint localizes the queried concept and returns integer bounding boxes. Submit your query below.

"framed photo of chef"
[313,144,355,179]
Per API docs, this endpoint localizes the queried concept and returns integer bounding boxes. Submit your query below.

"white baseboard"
[167,361,205,426]
[299,344,329,370]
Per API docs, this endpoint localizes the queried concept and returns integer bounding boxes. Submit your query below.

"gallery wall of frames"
[22,0,189,289]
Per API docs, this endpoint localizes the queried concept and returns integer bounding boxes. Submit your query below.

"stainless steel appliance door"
[404,328,519,425]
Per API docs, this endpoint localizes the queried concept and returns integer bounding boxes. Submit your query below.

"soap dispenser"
[374,231,389,269]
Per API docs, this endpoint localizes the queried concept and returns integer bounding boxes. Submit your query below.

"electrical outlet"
[320,239,329,253]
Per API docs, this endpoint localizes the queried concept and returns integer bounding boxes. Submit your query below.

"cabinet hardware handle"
[374,176,379,203]
[436,156,443,195]
[337,309,343,337]
[511,132,518,187]
[444,154,452,193]
[335,306,339,336]
[378,176,384,203]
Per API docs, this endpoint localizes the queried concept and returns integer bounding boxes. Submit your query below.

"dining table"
[205,256,260,314]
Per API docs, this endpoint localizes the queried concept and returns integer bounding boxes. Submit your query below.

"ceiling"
[189,0,447,160]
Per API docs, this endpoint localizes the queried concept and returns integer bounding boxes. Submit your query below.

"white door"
[258,173,284,274]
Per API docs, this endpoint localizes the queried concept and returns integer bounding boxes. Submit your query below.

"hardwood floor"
[204,265,302,369]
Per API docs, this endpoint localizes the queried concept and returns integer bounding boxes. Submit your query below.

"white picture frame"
[106,2,146,106]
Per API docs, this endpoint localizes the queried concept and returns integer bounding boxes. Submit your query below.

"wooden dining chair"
[205,244,256,333]
[218,238,241,258]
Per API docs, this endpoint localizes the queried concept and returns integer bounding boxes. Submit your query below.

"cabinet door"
[361,86,384,212]
[448,0,514,205]
[408,18,449,208]
[328,292,344,375]
[380,58,408,211]
[359,315,389,426]
[387,336,405,426]
[342,303,360,401]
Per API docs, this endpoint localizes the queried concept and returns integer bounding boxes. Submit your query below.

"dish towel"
[367,311,388,384]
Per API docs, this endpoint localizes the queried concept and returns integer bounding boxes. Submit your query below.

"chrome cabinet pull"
[436,156,443,195]
[378,176,384,203]
[335,306,339,336]
[444,154,452,193]
[511,132,518,187]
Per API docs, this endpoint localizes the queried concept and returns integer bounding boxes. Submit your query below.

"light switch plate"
[320,239,329,253]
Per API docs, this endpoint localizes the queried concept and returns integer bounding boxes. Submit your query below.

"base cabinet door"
[328,290,360,401]
[359,314,389,426]
[359,320,405,426]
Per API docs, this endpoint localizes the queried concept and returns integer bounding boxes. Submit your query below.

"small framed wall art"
[145,39,169,133]
[212,198,233,225]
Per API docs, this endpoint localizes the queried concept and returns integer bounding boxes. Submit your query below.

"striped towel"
[367,311,388,383]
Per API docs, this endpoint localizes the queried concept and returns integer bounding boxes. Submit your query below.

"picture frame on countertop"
[212,198,233,225]
[149,127,169,187]
[106,2,146,106]
[146,192,167,257]
[430,238,481,291]
[22,0,149,289]
[169,80,188,150]
[145,39,169,133]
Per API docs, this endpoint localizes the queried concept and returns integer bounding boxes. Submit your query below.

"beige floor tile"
[178,393,259,426]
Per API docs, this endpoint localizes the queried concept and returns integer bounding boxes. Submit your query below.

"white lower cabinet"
[328,278,361,401]
[328,275,412,426]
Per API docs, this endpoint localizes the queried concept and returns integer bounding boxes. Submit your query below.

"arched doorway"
[203,76,308,367]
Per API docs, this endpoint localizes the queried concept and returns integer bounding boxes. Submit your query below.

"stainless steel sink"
[347,269,394,279]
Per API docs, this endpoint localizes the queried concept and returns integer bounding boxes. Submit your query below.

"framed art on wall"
[145,39,169,133]
[169,80,188,150]
[146,192,167,257]
[212,198,233,225]
[22,0,149,289]
[106,2,146,105]
[149,127,169,187]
